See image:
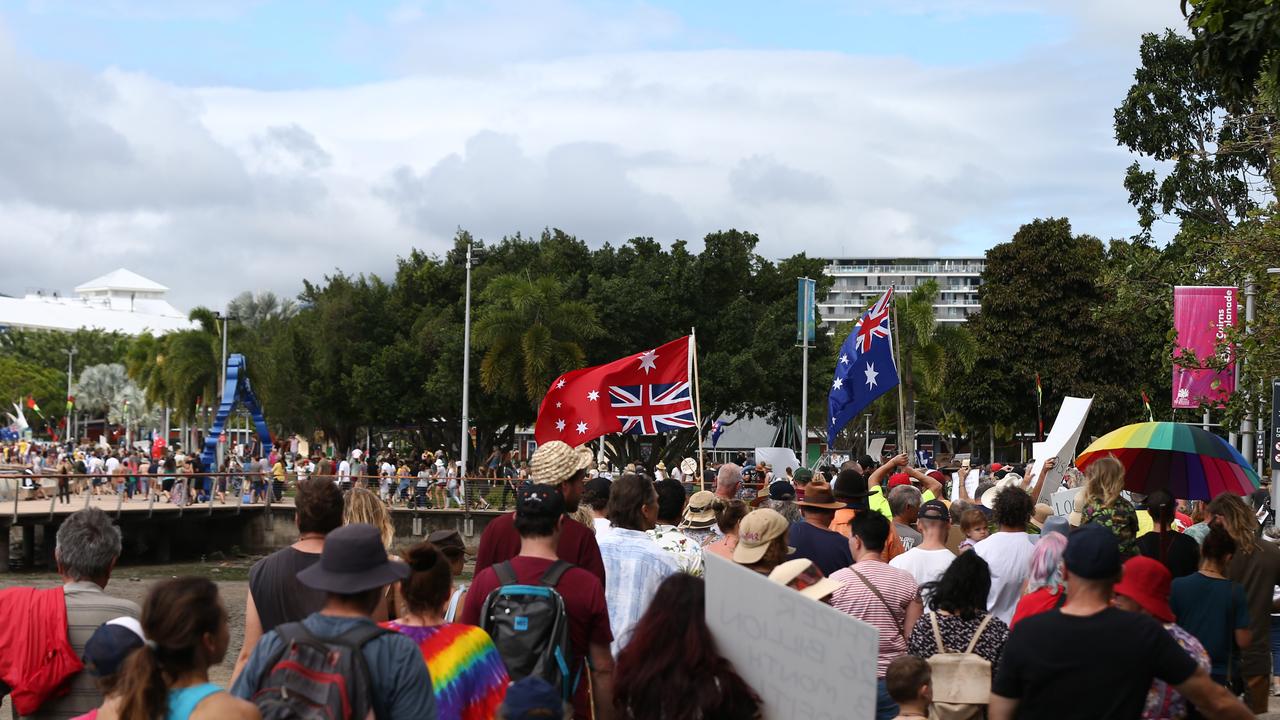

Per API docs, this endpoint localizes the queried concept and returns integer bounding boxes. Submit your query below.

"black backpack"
[479,560,577,701]
[251,622,386,720]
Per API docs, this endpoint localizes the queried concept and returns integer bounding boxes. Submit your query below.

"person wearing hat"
[474,440,606,585]
[77,617,147,720]
[787,480,854,576]
[769,558,842,602]
[425,529,472,622]
[758,476,802,522]
[792,466,814,501]
[868,455,944,522]
[733,508,793,576]
[680,490,724,547]
[989,524,1252,720]
[463,484,615,720]
[830,467,907,562]
[888,499,955,603]
[497,676,571,720]
[1114,556,1213,719]
[231,523,437,720]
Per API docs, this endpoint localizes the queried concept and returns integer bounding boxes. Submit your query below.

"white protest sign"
[868,437,886,460]
[704,553,878,719]
[950,469,980,502]
[1050,486,1084,517]
[756,447,801,476]
[1029,396,1093,504]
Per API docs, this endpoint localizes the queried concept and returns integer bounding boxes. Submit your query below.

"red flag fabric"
[535,336,694,447]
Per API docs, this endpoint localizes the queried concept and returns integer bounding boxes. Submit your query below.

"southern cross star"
[864,362,879,389]
[637,349,658,374]
[840,353,850,364]
[576,421,588,434]
[555,419,566,432]
[832,377,844,390]
[587,390,600,401]
[556,378,566,389]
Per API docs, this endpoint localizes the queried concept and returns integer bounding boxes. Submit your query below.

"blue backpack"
[478,560,578,701]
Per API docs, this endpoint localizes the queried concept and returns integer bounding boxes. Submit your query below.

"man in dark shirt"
[786,480,854,576]
[464,483,613,720]
[991,524,1251,720]
[474,440,606,584]
[231,477,343,685]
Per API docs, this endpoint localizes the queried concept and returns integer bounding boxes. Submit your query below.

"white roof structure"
[0,268,196,335]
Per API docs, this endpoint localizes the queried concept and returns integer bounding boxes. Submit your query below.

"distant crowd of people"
[3,438,1279,719]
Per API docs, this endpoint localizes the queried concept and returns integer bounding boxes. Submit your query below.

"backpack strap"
[495,561,518,587]
[539,560,573,588]
[963,613,996,655]
[930,612,948,653]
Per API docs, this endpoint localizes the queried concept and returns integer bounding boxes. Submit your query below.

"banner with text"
[1172,286,1237,409]
[797,277,817,346]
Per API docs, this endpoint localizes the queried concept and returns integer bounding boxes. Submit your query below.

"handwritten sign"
[950,469,980,502]
[1028,396,1094,503]
[1051,487,1084,517]
[704,553,878,719]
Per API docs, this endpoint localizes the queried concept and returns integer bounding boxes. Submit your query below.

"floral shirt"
[647,524,704,576]
[1143,623,1211,719]
[680,525,723,547]
[1080,497,1140,558]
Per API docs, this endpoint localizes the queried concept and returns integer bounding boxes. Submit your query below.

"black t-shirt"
[249,547,327,634]
[1137,531,1200,578]
[993,607,1198,719]
[786,521,854,576]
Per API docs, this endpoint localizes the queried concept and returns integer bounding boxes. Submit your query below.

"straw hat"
[682,490,719,528]
[1030,503,1053,529]
[981,474,1022,509]
[530,441,593,486]
[656,461,667,471]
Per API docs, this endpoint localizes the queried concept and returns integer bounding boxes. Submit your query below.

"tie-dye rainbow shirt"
[381,621,509,720]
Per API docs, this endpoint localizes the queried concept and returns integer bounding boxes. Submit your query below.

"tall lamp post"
[64,346,77,445]
[1267,268,1280,512]
[459,243,474,535]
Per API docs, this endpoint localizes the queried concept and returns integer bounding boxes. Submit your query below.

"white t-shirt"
[337,460,351,481]
[105,457,120,474]
[889,547,956,608]
[973,530,1036,624]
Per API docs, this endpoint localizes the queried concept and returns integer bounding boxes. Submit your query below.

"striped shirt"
[828,560,920,677]
[380,622,508,720]
[23,582,140,720]
[596,527,679,656]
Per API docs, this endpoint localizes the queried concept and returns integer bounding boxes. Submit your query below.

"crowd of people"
[3,438,1280,719]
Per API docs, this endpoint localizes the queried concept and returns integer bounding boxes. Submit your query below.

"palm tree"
[473,274,603,406]
[76,363,131,418]
[227,290,298,330]
[896,280,979,455]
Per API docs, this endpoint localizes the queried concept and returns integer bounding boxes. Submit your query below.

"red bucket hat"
[1113,556,1174,623]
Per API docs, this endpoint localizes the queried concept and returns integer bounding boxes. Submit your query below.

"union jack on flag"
[609,381,697,435]
[852,287,894,354]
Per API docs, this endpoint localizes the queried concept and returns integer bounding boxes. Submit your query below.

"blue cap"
[1063,523,1121,580]
[83,618,146,678]
[499,676,565,719]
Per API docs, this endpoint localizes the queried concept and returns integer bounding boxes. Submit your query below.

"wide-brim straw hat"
[981,474,1022,509]
[530,441,593,485]
[682,490,719,528]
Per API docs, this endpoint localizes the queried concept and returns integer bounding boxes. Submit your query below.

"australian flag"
[827,288,900,445]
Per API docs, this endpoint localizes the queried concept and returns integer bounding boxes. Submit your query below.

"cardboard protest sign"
[1050,487,1083,517]
[704,553,878,719]
[1028,396,1093,503]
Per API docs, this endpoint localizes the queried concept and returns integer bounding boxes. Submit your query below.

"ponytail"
[115,643,167,720]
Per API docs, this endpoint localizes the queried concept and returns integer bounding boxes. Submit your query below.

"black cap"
[768,480,796,501]
[1063,523,1122,580]
[918,499,949,522]
[295,523,409,594]
[517,484,565,521]
[584,476,612,501]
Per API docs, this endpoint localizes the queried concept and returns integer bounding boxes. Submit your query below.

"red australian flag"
[535,336,694,447]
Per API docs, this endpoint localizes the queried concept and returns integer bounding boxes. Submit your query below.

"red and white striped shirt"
[828,559,920,677]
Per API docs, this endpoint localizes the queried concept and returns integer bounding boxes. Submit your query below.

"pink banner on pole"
[1172,286,1237,409]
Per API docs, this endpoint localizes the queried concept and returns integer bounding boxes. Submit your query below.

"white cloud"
[0,1,1189,310]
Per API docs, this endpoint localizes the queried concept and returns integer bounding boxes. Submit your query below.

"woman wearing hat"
[732,508,793,576]
[1114,556,1212,719]
[679,490,723,547]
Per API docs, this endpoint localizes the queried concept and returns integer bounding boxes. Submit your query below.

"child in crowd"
[886,655,932,720]
[74,617,148,720]
[958,509,989,553]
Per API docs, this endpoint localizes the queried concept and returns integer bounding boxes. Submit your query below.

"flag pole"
[691,329,706,491]
[890,288,908,458]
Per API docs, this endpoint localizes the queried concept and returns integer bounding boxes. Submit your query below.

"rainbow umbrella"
[1075,421,1261,500]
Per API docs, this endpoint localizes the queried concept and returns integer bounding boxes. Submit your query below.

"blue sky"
[0,0,1185,307]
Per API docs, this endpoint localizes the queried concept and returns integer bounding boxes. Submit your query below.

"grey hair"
[949,499,973,523]
[888,485,922,516]
[716,463,742,490]
[55,508,123,581]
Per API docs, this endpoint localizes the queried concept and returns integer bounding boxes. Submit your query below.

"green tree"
[1114,30,1272,236]
[1184,0,1280,105]
[226,290,299,330]
[473,274,602,406]
[0,356,63,435]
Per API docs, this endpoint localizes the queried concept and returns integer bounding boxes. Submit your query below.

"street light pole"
[1241,277,1257,469]
[460,243,474,533]
[64,346,77,445]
